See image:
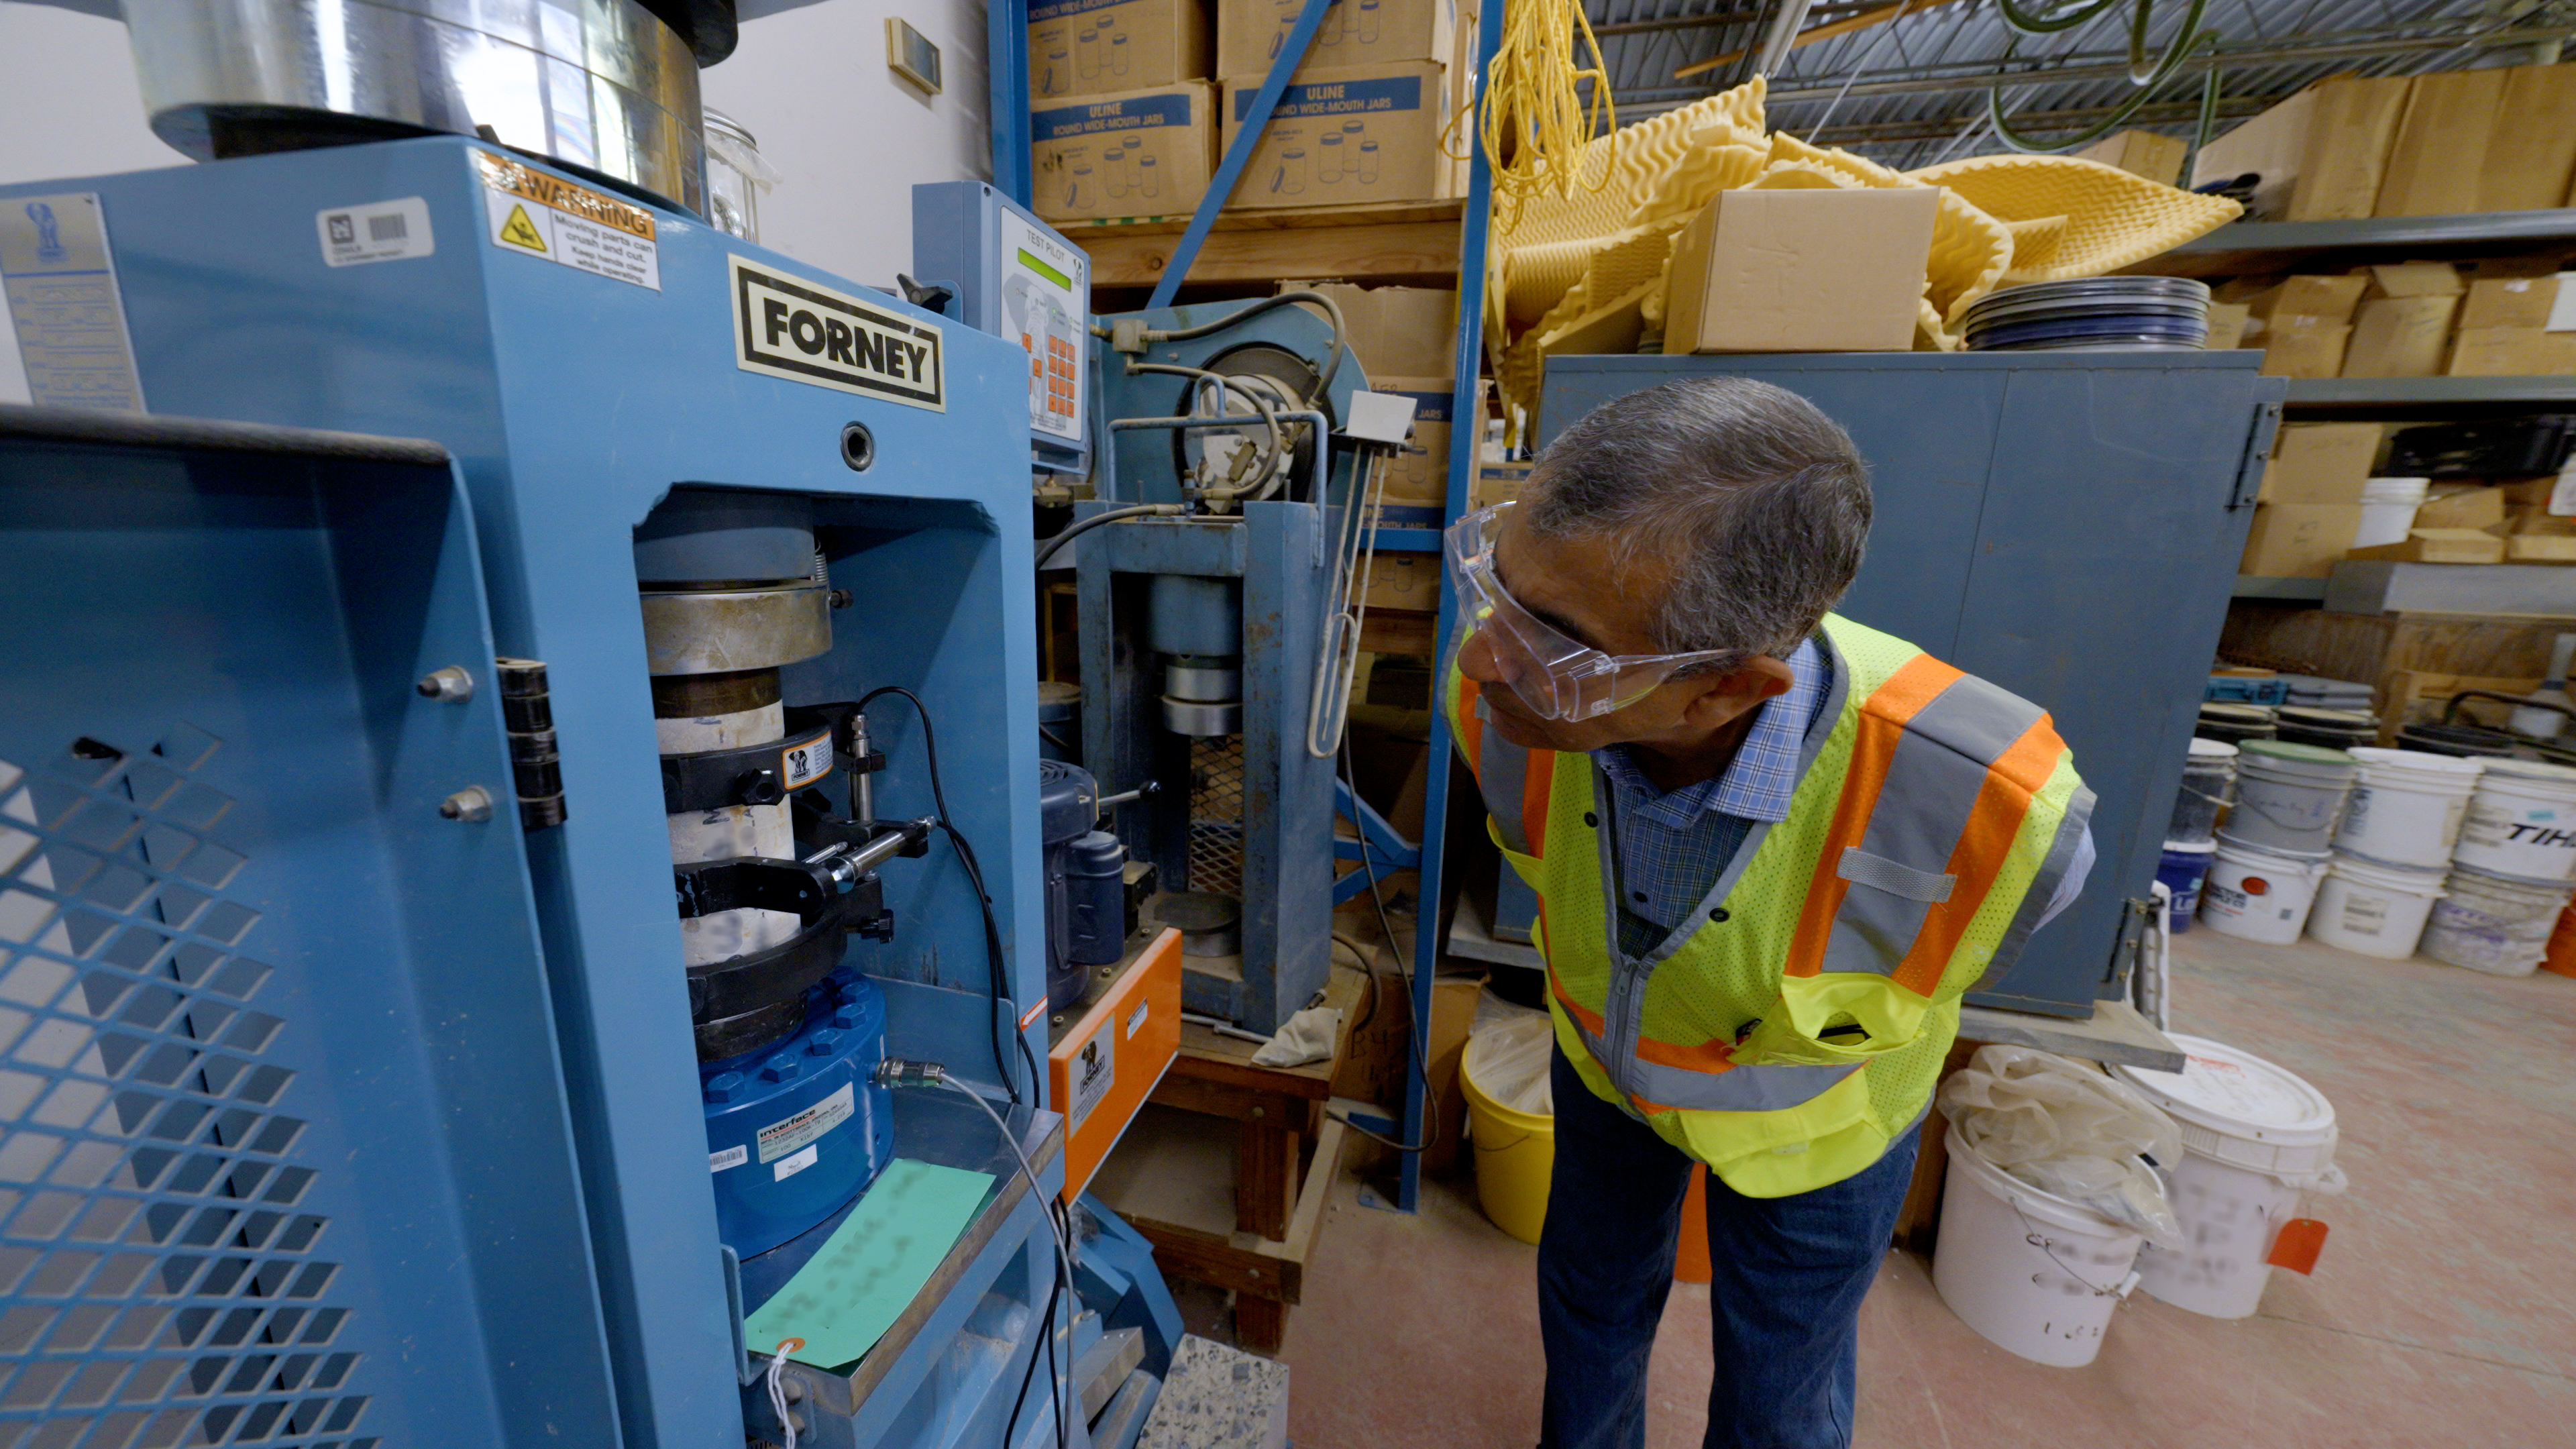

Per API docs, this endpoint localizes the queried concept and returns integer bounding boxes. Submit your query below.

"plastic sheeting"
[1937,1044,2186,1249]
[1462,989,1554,1117]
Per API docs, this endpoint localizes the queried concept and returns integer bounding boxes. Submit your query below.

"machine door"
[0,410,620,1448]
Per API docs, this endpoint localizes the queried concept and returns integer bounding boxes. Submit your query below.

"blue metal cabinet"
[1541,352,2283,1016]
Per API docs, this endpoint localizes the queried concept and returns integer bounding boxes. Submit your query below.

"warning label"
[1068,1029,1114,1130]
[474,150,660,290]
[756,1082,855,1163]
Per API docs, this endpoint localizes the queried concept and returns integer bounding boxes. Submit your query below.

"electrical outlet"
[887,18,942,95]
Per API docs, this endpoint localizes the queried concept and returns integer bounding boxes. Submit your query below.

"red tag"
[2267,1218,2328,1275]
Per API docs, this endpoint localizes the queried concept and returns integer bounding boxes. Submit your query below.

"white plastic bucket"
[2354,476,2430,548]
[2229,743,2357,855]
[2167,739,2238,845]
[2306,853,2447,959]
[2112,1036,2339,1320]
[1932,1127,2144,1366]
[2198,835,2331,945]
[2331,748,2483,867]
[2420,865,2575,977]
[2453,759,2576,882]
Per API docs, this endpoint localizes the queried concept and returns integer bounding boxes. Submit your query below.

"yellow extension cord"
[1472,0,1620,231]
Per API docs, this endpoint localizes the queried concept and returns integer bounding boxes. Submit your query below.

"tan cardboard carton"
[2246,273,2367,323]
[1220,62,1452,208]
[1218,0,1453,82]
[2359,261,2462,299]
[1361,551,1440,611]
[2460,274,2562,331]
[2349,529,2508,564]
[1032,83,1217,222]
[2258,318,2351,379]
[2242,504,2364,578]
[2479,62,2576,211]
[2261,423,2382,504]
[2287,76,2412,221]
[2446,328,2576,376]
[1029,0,1211,101]
[2075,129,2188,186]
[1662,187,1937,355]
[1470,460,1532,511]
[1362,376,1454,507]
[2376,68,2508,217]
[2206,301,2251,351]
[2192,86,2319,219]
[2416,486,2507,531]
[2506,535,2576,563]
[1283,283,1456,376]
[2343,294,2459,378]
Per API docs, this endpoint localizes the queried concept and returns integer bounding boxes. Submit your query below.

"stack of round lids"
[1961,277,2213,352]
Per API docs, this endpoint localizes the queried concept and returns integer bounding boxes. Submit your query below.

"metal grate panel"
[0,731,377,1449]
[1187,737,1245,900]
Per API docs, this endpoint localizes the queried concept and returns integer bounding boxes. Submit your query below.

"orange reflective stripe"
[1522,751,1556,859]
[1784,653,1962,978]
[1632,1031,1737,1073]
[1548,963,1606,1038]
[1893,714,2065,994]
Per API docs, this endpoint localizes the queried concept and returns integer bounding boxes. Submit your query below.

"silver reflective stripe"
[1819,673,2047,979]
[1564,1012,1860,1112]
[1473,697,1534,854]
[1974,782,2097,994]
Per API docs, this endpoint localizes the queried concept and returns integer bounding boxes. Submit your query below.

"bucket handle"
[2445,690,2576,727]
[2178,782,2235,808]
[2010,1199,2141,1299]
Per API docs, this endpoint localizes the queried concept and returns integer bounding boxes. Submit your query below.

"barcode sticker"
[317,197,433,267]
[780,733,833,792]
[710,1144,747,1173]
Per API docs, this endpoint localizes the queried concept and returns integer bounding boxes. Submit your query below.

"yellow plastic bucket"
[1460,1059,1554,1244]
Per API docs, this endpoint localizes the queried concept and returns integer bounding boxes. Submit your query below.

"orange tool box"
[1049,926,1183,1202]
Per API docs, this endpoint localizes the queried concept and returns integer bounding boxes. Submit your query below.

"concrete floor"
[1250,930,2576,1447]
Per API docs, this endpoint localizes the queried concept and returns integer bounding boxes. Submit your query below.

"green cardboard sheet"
[743,1157,997,1368]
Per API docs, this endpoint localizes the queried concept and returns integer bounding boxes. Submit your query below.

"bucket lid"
[2347,746,2483,776]
[2361,476,2430,496]
[2236,742,2359,768]
[2161,838,2219,855]
[2477,757,2576,785]
[2198,703,2275,722]
[2275,706,2376,728]
[2112,1034,2337,1152]
[2186,738,2240,760]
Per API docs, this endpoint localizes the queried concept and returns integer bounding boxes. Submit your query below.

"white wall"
[0,0,991,401]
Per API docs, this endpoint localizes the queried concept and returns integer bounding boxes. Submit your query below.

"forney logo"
[729,256,944,411]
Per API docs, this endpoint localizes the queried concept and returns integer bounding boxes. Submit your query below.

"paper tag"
[1068,1030,1114,1130]
[756,1082,855,1163]
[710,1144,748,1173]
[773,1143,820,1181]
[0,193,144,412]
[2548,272,2576,333]
[474,150,660,290]
[780,733,833,792]
[317,198,433,267]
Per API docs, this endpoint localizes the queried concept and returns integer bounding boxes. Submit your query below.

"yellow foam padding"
[1909,154,2242,283]
[2002,215,2070,274]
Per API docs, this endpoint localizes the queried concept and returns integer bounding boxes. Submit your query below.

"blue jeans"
[1536,1047,1920,1449]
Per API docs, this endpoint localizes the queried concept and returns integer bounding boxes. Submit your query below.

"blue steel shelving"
[988,0,1502,1212]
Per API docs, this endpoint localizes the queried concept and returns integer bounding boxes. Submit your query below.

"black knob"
[735,769,786,806]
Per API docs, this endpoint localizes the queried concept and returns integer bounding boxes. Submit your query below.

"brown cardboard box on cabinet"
[2415,486,2507,531]
[2460,275,2561,331]
[1028,0,1211,101]
[1218,0,1454,82]
[2242,504,2364,577]
[2257,317,2351,378]
[2075,129,2188,186]
[1662,187,1937,354]
[1361,551,1440,611]
[1283,283,1456,376]
[1220,61,1452,207]
[2244,273,2368,324]
[2375,68,2508,217]
[2479,62,2576,211]
[2287,76,2412,221]
[1031,83,1217,221]
[2192,86,2318,220]
[1362,376,1454,507]
[2261,423,2383,504]
[2447,329,2576,376]
[2349,529,2509,564]
[2343,295,2459,378]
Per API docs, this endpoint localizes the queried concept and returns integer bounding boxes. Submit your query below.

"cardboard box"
[2447,327,2576,376]
[2349,528,2508,564]
[1361,550,1440,611]
[1470,460,1531,511]
[2343,294,2459,378]
[2479,62,2576,211]
[1218,0,1453,83]
[2247,273,2368,324]
[2262,423,2383,504]
[2258,319,2351,379]
[1029,0,1210,101]
[1363,376,1453,506]
[2206,301,2251,352]
[2076,129,2188,187]
[1220,62,1452,208]
[2287,76,2412,221]
[2242,503,2363,578]
[1031,83,1217,222]
[2416,486,2506,531]
[1285,283,1456,376]
[2507,534,2576,563]
[2359,261,2461,300]
[2193,86,2319,220]
[1661,187,1937,355]
[2461,275,2562,331]
[2376,68,2508,217]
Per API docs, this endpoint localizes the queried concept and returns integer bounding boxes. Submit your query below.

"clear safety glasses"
[1442,502,1746,722]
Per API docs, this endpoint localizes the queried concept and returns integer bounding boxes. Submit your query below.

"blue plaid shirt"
[1597,638,1831,958]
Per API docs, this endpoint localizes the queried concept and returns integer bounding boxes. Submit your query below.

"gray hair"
[1523,377,1872,661]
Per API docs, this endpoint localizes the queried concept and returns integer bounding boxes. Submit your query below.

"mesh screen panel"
[1187,737,1245,899]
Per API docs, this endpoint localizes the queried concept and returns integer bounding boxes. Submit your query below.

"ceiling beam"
[1674,0,1973,79]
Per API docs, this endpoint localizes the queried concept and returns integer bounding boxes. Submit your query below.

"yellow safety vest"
[1447,613,2093,1197]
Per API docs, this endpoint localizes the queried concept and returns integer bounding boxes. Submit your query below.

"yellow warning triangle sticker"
[498,203,547,252]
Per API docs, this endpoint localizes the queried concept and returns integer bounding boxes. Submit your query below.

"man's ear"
[1676,656,1794,729]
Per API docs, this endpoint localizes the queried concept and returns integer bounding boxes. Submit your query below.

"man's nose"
[1458,628,1507,685]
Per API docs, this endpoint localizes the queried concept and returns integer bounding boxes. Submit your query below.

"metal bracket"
[2228,396,2284,512]
[1333,777,1421,905]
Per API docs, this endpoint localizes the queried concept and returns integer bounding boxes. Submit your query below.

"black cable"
[857,686,1023,1106]
[1032,504,1183,572]
[1003,1246,1065,1449]
[1334,738,1439,1155]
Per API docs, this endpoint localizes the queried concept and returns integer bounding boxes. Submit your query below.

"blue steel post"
[1144,0,1338,309]
[990,0,1034,203]
[1401,0,1503,1213]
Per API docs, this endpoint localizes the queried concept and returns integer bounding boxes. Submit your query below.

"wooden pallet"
[1057,198,1466,289]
